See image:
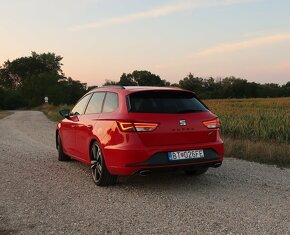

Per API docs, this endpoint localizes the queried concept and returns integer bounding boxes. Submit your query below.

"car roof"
[90,85,184,93]
[123,86,182,90]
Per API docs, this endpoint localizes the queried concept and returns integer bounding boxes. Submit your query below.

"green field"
[205,97,290,143]
[204,98,290,167]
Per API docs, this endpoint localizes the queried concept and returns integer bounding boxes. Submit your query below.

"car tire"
[57,135,71,161]
[90,141,117,186]
[184,168,208,176]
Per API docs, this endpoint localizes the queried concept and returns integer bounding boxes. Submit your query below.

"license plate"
[168,149,204,161]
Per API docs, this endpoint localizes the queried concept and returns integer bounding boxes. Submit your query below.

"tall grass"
[224,137,290,167]
[205,98,290,167]
[205,98,290,143]
[39,104,72,122]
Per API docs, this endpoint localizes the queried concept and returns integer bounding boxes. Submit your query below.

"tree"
[131,70,167,86]
[0,52,63,90]
[0,52,87,108]
[179,73,203,93]
[102,70,170,87]
[103,79,120,86]
[59,77,87,104]
[119,73,137,86]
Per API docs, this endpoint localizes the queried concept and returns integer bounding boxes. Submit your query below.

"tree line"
[105,71,290,99]
[1,52,289,109]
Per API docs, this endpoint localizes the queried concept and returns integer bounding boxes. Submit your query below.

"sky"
[1,0,290,86]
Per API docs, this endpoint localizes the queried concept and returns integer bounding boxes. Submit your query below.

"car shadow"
[58,158,226,193]
[118,171,221,189]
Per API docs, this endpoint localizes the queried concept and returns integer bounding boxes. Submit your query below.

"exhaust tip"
[213,162,222,168]
[139,170,152,176]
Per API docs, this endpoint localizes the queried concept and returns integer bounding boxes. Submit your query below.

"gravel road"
[0,111,289,235]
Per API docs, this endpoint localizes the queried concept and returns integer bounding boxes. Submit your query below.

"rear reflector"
[203,118,221,129]
[118,122,159,132]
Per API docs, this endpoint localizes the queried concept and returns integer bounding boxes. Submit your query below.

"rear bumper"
[111,159,223,175]
[103,140,224,175]
[135,160,222,175]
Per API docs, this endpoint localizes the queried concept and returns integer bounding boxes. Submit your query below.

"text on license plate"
[168,149,204,161]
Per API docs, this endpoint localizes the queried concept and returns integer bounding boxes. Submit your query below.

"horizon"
[1,0,290,86]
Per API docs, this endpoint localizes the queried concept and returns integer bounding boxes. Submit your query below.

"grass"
[0,111,13,119]
[204,98,290,167]
[224,137,290,168]
[205,97,290,143]
[39,104,72,122]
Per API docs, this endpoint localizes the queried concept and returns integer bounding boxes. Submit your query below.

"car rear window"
[128,91,208,114]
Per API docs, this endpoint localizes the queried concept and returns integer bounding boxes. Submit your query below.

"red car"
[56,86,224,186]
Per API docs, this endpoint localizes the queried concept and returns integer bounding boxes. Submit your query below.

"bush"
[0,88,25,109]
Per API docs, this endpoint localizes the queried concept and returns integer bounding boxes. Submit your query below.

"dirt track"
[0,111,289,234]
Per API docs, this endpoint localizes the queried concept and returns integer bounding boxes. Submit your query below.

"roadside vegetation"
[205,98,290,167]
[0,111,12,119]
[39,104,72,122]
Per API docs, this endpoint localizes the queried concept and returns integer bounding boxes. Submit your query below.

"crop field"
[205,97,290,167]
[205,97,290,143]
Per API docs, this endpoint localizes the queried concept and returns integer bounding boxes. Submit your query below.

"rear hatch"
[125,90,219,146]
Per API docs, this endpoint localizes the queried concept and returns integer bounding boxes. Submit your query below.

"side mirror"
[59,109,71,119]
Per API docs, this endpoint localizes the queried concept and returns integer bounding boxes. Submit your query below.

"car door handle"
[87,125,93,130]
[71,125,77,128]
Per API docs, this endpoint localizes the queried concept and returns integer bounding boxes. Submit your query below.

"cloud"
[196,32,290,56]
[69,0,249,31]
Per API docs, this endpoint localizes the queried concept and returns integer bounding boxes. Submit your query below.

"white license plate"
[168,149,204,161]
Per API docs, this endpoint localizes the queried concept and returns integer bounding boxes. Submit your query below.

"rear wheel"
[90,141,117,186]
[57,135,71,161]
[184,168,208,176]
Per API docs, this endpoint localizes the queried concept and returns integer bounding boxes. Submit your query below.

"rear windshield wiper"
[177,109,204,114]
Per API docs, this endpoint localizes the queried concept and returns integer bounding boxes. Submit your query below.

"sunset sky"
[1,0,290,86]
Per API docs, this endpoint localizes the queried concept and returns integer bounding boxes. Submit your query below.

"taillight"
[118,122,135,132]
[134,123,158,132]
[203,118,221,129]
[117,122,159,132]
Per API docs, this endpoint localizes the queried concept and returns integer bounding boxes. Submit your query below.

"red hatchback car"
[56,86,224,186]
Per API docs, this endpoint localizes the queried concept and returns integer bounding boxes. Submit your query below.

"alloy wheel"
[91,143,103,183]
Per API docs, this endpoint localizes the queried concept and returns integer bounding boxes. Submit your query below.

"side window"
[85,92,106,114]
[71,94,92,116]
[103,92,118,113]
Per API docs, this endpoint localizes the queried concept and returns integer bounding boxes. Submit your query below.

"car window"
[103,92,118,113]
[128,91,208,114]
[85,92,106,114]
[71,94,92,116]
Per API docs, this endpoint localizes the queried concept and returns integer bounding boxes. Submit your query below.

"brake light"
[118,122,159,132]
[203,118,221,129]
[118,122,135,132]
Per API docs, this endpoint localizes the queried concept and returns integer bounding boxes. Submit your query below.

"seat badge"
[179,120,186,126]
